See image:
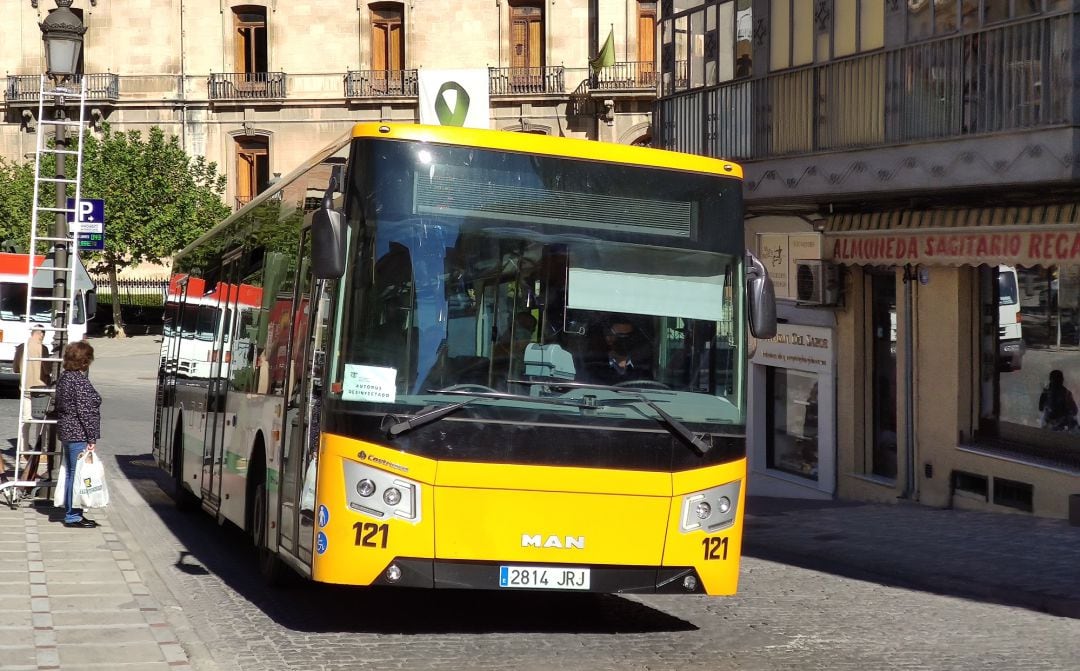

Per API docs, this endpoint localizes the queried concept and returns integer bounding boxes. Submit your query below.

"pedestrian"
[1038,369,1078,432]
[14,326,52,477]
[54,340,101,528]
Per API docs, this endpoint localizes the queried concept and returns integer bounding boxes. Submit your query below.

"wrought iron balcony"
[345,70,418,98]
[488,66,565,95]
[590,61,657,91]
[4,73,119,104]
[208,72,286,101]
[657,12,1073,161]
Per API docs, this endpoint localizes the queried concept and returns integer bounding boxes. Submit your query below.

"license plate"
[499,565,591,590]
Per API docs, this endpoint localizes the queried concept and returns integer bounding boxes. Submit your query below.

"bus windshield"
[333,140,745,429]
[1,282,57,323]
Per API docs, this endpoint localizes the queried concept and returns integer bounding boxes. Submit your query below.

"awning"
[824,205,1080,266]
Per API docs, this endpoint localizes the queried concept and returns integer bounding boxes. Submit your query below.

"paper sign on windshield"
[342,364,397,403]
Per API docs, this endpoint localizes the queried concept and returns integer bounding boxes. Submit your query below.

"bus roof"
[350,123,744,179]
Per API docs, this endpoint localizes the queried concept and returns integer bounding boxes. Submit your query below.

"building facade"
[657,0,1080,519]
[2,0,659,209]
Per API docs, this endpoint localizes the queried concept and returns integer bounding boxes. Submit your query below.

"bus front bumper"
[361,558,706,594]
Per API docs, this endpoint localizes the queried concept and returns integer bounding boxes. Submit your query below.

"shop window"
[986,263,1080,466]
[765,367,819,480]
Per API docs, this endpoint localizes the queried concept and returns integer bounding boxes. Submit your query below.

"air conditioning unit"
[795,260,841,306]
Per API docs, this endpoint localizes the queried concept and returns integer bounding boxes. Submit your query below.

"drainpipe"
[179,0,187,153]
[902,265,916,499]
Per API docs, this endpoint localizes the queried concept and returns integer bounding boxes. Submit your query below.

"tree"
[83,125,229,337]
[0,124,229,337]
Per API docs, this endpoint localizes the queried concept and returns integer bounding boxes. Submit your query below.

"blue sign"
[316,531,328,555]
[67,198,105,251]
[317,505,329,527]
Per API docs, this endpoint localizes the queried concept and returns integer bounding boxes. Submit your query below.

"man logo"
[521,534,585,550]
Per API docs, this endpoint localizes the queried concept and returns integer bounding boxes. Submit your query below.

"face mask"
[515,326,533,340]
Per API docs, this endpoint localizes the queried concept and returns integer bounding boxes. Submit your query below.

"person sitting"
[586,316,653,386]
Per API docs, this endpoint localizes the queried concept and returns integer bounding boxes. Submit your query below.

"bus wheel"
[172,423,199,512]
[253,482,288,586]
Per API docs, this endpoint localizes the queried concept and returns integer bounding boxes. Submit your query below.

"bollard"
[1070,494,1080,527]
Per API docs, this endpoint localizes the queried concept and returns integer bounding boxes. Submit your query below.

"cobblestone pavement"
[1,336,1078,670]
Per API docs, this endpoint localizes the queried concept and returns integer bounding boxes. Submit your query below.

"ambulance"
[0,252,97,383]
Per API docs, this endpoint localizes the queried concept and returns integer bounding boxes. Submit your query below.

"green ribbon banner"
[434,81,470,126]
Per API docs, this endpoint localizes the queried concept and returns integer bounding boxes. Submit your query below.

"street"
[1,336,1078,671]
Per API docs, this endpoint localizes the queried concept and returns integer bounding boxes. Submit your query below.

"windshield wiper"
[387,388,592,439]
[386,397,480,439]
[510,380,712,456]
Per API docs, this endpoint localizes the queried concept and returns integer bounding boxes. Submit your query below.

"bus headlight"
[343,459,421,523]
[680,480,741,533]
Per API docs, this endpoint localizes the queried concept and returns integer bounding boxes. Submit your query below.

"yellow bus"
[153,123,776,595]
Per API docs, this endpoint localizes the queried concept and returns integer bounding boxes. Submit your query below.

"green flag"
[590,28,615,73]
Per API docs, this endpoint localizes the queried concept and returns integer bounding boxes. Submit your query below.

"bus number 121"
[701,536,728,561]
[353,522,389,548]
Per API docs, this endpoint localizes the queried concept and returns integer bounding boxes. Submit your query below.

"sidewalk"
[744,496,1080,619]
[1,335,206,670]
[0,499,196,671]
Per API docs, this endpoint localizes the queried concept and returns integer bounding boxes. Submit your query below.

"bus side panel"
[217,393,284,528]
[311,435,438,586]
[664,459,747,596]
[174,383,209,501]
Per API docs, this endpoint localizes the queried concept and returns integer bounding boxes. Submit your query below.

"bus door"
[201,254,240,510]
[280,234,333,562]
[154,279,188,468]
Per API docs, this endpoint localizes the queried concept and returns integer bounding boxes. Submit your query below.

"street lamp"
[40,0,85,83]
[39,0,85,356]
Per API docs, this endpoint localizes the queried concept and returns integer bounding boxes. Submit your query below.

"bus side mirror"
[746,250,777,339]
[85,290,97,320]
[311,207,346,279]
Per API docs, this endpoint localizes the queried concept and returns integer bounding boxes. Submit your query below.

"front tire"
[253,482,288,585]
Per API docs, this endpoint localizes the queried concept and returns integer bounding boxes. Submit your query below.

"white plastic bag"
[72,451,109,509]
[53,459,68,507]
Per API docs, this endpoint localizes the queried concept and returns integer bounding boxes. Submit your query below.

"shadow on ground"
[108,453,698,635]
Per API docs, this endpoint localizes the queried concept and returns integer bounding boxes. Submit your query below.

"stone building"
[2,0,659,209]
[656,0,1080,520]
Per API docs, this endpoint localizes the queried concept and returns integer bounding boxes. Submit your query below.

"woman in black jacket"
[54,341,101,528]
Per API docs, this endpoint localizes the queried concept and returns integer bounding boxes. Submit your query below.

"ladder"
[1,74,89,507]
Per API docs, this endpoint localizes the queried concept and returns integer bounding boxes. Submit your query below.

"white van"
[997,264,1023,372]
[0,252,97,383]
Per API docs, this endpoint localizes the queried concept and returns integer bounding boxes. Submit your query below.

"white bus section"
[161,276,262,381]
[0,252,96,383]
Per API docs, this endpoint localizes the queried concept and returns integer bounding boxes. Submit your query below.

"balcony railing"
[208,72,286,101]
[657,13,1074,161]
[345,69,418,98]
[488,66,565,95]
[591,61,657,91]
[4,73,120,104]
